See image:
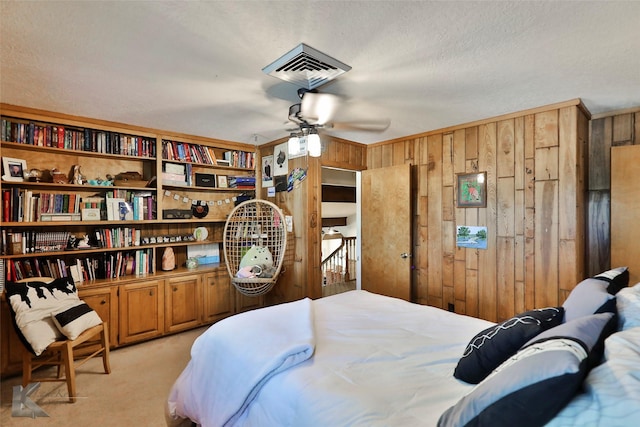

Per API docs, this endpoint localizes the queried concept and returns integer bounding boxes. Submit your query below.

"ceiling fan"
[285,88,390,157]
[263,43,390,157]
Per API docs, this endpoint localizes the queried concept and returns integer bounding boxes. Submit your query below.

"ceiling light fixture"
[288,132,300,156]
[307,128,321,157]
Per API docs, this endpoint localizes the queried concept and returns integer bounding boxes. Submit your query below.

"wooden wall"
[586,107,640,276]
[257,136,367,306]
[367,100,590,323]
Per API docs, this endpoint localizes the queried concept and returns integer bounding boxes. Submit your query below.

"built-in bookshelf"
[0,103,262,376]
[0,105,256,284]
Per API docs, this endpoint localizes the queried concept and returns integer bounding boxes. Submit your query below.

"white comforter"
[167,290,640,426]
[167,290,494,426]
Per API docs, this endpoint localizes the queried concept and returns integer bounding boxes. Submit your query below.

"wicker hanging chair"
[223,199,287,296]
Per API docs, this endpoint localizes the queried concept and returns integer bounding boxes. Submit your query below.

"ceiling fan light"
[308,130,321,157]
[288,133,300,156]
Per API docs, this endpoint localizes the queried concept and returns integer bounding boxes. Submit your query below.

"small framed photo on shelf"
[217,175,228,188]
[2,157,27,182]
[456,172,487,208]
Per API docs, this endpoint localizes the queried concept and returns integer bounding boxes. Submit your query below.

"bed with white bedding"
[166,275,640,427]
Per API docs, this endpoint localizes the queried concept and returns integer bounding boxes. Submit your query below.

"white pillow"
[616,283,640,330]
[6,278,80,355]
[52,301,103,340]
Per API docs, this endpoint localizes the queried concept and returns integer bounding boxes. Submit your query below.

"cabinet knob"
[173,287,178,292]
[149,290,154,296]
[100,300,106,305]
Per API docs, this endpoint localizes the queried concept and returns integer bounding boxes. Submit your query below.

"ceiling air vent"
[262,43,351,90]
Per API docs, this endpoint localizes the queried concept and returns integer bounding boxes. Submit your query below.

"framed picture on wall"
[456,172,487,208]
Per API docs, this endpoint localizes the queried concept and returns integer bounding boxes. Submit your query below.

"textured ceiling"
[1,1,639,146]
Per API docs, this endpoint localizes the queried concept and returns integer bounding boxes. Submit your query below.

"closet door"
[611,144,640,285]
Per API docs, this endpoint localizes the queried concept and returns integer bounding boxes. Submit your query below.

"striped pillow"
[52,302,103,340]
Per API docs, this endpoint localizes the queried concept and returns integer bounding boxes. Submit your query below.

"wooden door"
[611,145,640,285]
[361,163,412,300]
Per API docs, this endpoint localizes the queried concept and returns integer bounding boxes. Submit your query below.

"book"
[119,201,133,221]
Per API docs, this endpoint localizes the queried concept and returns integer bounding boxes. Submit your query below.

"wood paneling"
[366,100,589,322]
[587,107,640,276]
[258,136,368,304]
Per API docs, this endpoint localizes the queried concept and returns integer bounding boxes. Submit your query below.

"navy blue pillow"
[453,307,564,384]
[593,266,629,295]
[439,312,616,427]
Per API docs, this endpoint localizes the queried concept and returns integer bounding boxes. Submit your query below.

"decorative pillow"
[562,277,614,323]
[439,312,615,427]
[593,266,629,295]
[239,245,274,269]
[616,282,640,330]
[5,278,82,355]
[453,307,564,384]
[52,302,103,340]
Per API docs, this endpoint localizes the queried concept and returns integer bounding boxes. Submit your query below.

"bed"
[166,271,640,427]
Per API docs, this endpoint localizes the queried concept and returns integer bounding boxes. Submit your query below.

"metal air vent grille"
[262,43,351,90]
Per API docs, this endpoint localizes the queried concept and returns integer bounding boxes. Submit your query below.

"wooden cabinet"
[235,291,264,313]
[80,286,118,346]
[118,280,164,345]
[165,274,201,333]
[0,299,24,375]
[202,269,233,323]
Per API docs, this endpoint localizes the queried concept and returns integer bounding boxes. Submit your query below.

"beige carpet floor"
[0,326,207,426]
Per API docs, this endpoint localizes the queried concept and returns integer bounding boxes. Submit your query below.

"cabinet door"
[119,280,164,345]
[80,286,118,347]
[165,275,201,333]
[1,299,25,377]
[235,290,264,313]
[202,270,233,323]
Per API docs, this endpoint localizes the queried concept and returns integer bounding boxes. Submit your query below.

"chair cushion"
[5,278,82,355]
[52,302,103,340]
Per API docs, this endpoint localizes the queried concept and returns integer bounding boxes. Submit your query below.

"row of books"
[162,140,218,165]
[2,189,82,223]
[91,227,142,249]
[1,188,156,223]
[6,257,72,282]
[1,230,70,255]
[0,117,157,158]
[104,194,156,221]
[4,249,155,282]
[223,150,255,169]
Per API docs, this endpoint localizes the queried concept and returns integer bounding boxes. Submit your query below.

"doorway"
[321,167,359,297]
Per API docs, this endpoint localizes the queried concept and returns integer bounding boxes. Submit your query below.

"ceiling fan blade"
[325,119,391,132]
[300,92,341,125]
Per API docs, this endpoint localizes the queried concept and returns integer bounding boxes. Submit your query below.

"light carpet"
[1,326,207,426]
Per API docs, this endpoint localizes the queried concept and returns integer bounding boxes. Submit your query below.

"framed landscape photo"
[456,172,487,208]
[2,157,27,182]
